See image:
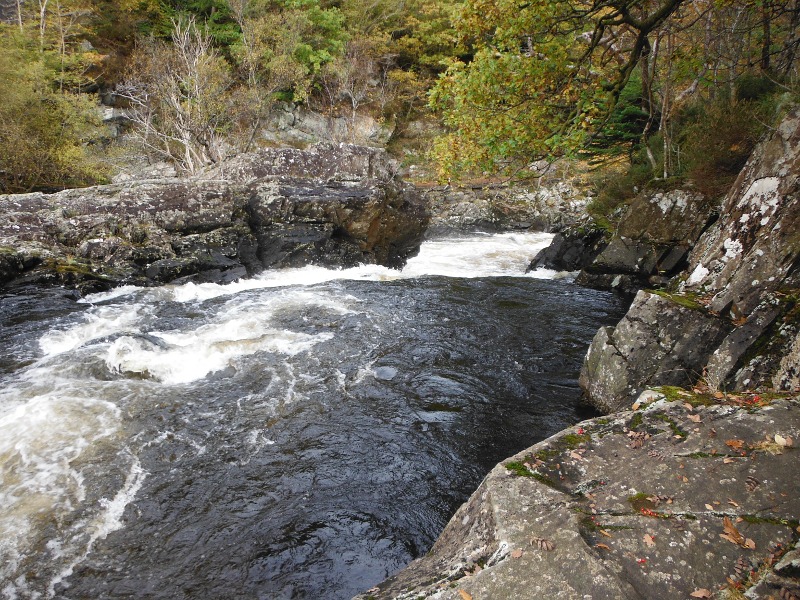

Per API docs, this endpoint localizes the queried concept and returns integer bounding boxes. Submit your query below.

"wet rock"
[357,395,800,600]
[528,225,608,272]
[581,107,800,409]
[681,107,800,317]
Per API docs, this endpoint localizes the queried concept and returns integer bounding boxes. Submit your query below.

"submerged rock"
[357,394,800,599]
[0,144,428,292]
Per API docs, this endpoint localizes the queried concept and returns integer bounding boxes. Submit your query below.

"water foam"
[79,231,558,306]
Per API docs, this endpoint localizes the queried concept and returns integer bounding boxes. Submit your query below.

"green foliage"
[677,97,774,199]
[0,27,109,193]
[429,0,614,179]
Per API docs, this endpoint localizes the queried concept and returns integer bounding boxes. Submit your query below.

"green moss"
[652,413,687,438]
[505,461,533,477]
[627,492,656,511]
[534,448,560,462]
[629,412,644,430]
[649,289,706,311]
[740,515,800,528]
[560,433,591,448]
[654,385,717,407]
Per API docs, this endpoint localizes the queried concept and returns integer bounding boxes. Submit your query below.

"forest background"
[1,0,798,225]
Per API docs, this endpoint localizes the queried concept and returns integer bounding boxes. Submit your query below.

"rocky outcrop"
[573,188,715,294]
[528,223,608,272]
[580,107,800,412]
[358,392,800,600]
[261,102,394,148]
[0,144,428,293]
[423,181,591,234]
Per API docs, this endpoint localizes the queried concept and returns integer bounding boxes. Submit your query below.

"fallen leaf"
[684,402,694,411]
[775,433,788,446]
[458,590,472,600]
[726,439,745,450]
[632,401,641,410]
[721,516,752,548]
[688,414,702,423]
[569,451,583,461]
[690,589,713,598]
[643,534,655,547]
[599,529,613,538]
[682,476,689,483]
[728,499,740,508]
[510,549,523,559]
[705,504,714,510]
[723,457,736,464]
[714,391,724,399]
[594,543,611,550]
[531,537,555,551]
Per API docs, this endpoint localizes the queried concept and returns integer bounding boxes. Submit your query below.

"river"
[0,232,626,599]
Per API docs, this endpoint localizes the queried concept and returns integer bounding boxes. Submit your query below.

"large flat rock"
[358,393,800,599]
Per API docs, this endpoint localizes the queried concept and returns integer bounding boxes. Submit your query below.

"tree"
[0,26,107,192]
[116,17,235,174]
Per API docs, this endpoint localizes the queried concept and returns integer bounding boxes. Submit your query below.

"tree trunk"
[761,0,772,73]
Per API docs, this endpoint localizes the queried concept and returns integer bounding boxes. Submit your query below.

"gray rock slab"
[356,395,800,600]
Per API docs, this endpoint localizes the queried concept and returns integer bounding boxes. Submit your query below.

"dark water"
[0,235,626,600]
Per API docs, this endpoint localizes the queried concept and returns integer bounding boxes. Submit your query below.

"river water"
[0,232,626,600]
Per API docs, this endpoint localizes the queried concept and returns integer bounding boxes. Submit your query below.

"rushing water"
[0,232,626,600]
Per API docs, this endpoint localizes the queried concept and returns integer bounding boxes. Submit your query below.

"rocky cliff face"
[0,144,428,294]
[581,107,800,412]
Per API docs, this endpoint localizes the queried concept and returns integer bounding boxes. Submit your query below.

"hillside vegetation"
[1,0,799,202]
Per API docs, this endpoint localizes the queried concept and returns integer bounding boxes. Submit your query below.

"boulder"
[358,394,800,600]
[528,225,608,272]
[0,144,428,291]
[579,291,733,412]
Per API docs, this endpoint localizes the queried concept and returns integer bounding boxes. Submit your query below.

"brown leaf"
[599,529,613,538]
[723,457,736,464]
[705,503,714,510]
[744,538,756,550]
[690,589,713,598]
[510,549,523,559]
[688,414,702,423]
[569,451,583,461]
[682,476,689,483]
[595,543,611,550]
[643,534,656,547]
[684,402,694,411]
[726,439,745,450]
[728,499,740,508]
[458,590,473,600]
[745,476,760,492]
[531,537,555,552]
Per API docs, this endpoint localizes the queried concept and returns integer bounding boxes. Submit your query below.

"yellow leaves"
[458,590,473,600]
[720,516,755,550]
[774,433,793,447]
[690,589,713,598]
